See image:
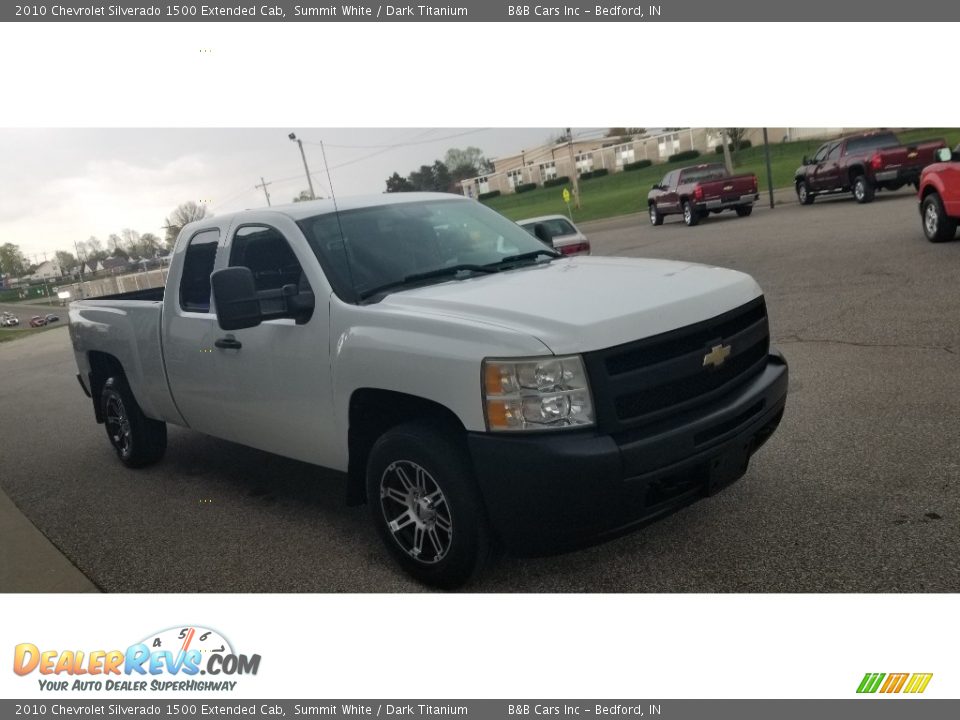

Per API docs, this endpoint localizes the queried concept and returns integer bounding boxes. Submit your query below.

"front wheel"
[853,175,875,203]
[649,203,664,226]
[796,180,814,205]
[922,193,958,243]
[100,376,167,468]
[366,422,490,589]
[682,200,700,226]
[735,205,753,217]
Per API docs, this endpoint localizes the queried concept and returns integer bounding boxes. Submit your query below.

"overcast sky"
[0,128,580,260]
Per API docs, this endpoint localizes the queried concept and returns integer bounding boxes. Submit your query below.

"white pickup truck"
[70,192,788,587]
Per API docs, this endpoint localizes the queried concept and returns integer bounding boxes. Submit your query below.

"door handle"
[214,337,242,350]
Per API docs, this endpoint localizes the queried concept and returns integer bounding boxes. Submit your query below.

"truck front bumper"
[467,351,788,556]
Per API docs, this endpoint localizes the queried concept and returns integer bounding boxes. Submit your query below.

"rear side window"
[846,133,899,154]
[827,143,842,161]
[521,218,576,237]
[179,229,220,313]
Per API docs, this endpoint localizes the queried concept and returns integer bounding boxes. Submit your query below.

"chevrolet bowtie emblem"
[703,343,731,368]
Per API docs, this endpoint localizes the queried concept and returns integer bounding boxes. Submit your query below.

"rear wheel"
[366,421,490,589]
[853,175,875,203]
[682,200,700,226]
[796,180,814,205]
[100,376,167,468]
[922,193,958,243]
[735,205,753,217]
[648,203,664,226]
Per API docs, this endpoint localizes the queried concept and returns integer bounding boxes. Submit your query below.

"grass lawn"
[0,324,67,344]
[484,128,960,224]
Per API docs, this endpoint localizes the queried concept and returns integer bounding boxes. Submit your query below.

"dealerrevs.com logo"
[13,626,261,693]
[857,673,933,694]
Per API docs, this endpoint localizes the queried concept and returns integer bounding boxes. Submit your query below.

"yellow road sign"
[562,188,571,203]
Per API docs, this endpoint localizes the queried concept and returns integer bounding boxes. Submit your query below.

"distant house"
[100,256,131,273]
[28,260,62,281]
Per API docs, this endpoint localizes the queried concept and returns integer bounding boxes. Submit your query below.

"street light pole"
[763,128,776,209]
[288,132,316,200]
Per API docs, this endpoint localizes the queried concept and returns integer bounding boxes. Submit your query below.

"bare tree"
[164,201,209,245]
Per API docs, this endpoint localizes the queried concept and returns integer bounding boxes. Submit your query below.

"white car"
[1,313,20,327]
[70,192,787,587]
[517,214,591,256]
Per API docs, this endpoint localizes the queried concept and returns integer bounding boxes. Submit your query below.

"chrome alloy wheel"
[925,201,940,238]
[379,460,452,564]
[105,395,132,458]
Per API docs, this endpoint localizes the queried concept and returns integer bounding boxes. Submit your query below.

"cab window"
[179,228,220,313]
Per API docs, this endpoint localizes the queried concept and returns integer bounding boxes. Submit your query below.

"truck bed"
[697,173,757,202]
[69,296,174,423]
[95,286,165,302]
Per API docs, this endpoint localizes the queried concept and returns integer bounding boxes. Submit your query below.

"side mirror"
[801,155,809,166]
[533,223,554,247]
[652,183,661,190]
[935,147,953,163]
[211,266,262,331]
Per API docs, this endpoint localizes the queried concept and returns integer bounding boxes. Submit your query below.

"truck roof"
[192,192,466,232]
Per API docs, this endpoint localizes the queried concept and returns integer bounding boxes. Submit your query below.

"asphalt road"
[2,189,959,592]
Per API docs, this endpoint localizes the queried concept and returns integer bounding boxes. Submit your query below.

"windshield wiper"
[357,264,499,301]
[485,248,561,268]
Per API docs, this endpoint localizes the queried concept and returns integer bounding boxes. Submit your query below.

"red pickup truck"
[795,131,946,205]
[918,146,960,243]
[648,163,759,227]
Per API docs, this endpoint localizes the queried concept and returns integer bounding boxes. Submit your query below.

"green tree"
[444,147,492,177]
[726,128,747,152]
[55,250,78,275]
[385,172,415,193]
[292,190,314,202]
[0,242,26,278]
[164,201,209,245]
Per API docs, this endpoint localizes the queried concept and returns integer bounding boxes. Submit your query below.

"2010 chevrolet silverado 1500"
[69,192,788,587]
[794,131,946,205]
[647,163,759,227]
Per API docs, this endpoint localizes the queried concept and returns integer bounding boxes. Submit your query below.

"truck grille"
[583,297,769,433]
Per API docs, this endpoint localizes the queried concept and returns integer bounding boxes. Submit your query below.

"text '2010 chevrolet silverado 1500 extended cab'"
[70,192,788,587]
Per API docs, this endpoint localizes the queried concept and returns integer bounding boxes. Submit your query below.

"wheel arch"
[346,388,467,506]
[87,351,127,423]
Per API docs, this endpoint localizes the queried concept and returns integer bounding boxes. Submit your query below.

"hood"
[379,256,762,355]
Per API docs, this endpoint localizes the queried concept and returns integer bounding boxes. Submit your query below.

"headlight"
[482,355,594,432]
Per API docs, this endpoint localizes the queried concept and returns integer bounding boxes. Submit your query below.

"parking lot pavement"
[2,190,959,592]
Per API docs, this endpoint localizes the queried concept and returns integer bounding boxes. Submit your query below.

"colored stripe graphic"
[857,673,885,693]
[880,673,909,693]
[904,673,933,694]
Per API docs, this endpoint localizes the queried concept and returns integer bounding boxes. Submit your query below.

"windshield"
[297,199,556,302]
[679,165,728,184]
[846,133,899,154]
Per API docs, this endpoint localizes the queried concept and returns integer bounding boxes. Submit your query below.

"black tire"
[735,205,754,217]
[796,180,814,205]
[852,174,875,204]
[100,375,167,468]
[921,193,958,243]
[648,203,664,226]
[366,421,490,589]
[682,200,700,227]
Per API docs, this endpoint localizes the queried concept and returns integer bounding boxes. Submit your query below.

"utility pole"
[73,238,86,299]
[255,176,273,206]
[288,132,316,200]
[763,128,776,209]
[565,128,581,209]
[720,129,734,175]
